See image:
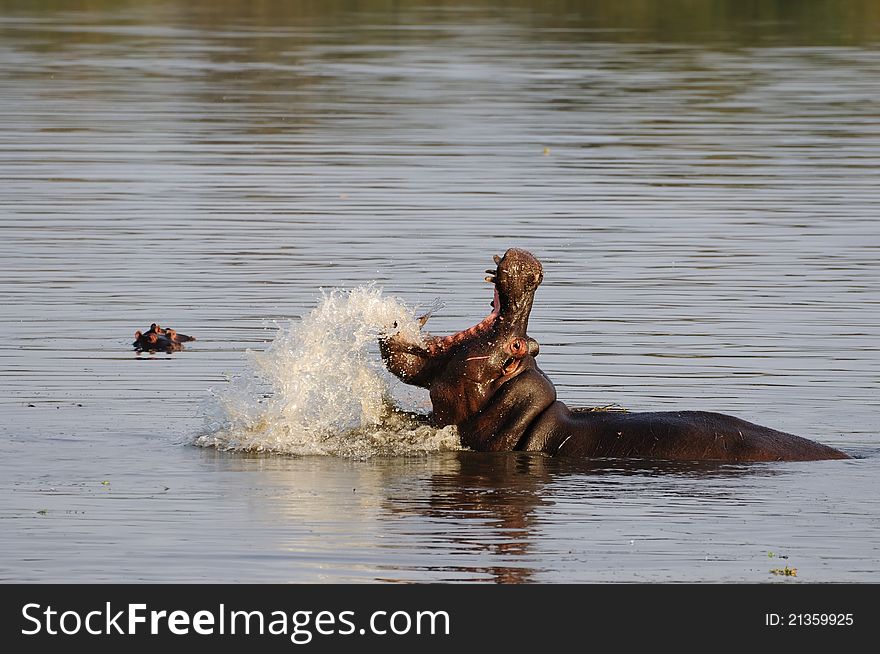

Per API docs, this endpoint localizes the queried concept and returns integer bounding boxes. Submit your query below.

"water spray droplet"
[196,286,460,458]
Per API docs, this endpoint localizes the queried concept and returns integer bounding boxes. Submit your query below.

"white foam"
[195,286,461,458]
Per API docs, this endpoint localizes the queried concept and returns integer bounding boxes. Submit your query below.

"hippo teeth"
[425,287,501,354]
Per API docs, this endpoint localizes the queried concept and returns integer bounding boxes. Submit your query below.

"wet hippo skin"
[380,249,850,462]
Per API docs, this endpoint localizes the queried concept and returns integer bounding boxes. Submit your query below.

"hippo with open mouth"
[380,248,849,462]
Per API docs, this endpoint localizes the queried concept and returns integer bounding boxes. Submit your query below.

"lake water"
[1,0,878,582]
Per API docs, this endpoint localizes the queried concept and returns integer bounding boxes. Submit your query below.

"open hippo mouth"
[380,248,543,388]
[423,248,543,355]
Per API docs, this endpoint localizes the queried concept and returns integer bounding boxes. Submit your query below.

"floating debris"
[573,404,629,413]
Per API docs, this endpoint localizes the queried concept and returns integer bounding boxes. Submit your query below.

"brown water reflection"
[380,452,763,583]
[383,454,555,583]
[5,0,880,46]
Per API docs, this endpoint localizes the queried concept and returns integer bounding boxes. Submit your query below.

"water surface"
[1,0,878,582]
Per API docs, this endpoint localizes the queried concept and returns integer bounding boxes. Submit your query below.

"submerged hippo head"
[380,248,544,426]
[132,323,196,353]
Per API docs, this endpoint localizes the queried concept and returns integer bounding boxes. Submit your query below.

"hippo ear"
[527,337,540,358]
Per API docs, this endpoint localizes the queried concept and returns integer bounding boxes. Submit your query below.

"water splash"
[195,286,461,457]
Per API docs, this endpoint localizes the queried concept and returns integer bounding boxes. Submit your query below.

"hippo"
[380,249,849,462]
[133,323,196,353]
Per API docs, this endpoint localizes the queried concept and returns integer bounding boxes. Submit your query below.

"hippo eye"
[509,338,526,355]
